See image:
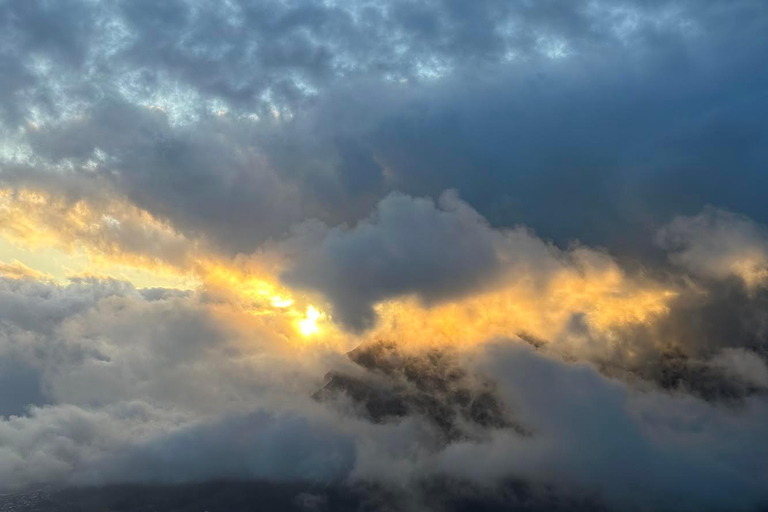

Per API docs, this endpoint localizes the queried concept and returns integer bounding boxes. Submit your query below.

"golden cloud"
[0,186,682,357]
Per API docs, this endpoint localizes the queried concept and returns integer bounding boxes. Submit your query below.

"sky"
[1,0,768,510]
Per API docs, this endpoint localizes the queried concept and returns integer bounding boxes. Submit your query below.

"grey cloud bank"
[2,280,767,512]
[2,0,766,253]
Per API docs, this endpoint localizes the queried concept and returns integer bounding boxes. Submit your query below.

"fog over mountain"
[1,1,768,511]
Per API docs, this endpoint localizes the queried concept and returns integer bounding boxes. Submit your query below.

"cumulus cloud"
[283,191,528,330]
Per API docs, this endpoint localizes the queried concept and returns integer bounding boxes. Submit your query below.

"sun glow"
[298,306,322,337]
[271,296,294,308]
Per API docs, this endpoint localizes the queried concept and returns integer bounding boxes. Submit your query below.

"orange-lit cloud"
[358,249,675,354]
[0,259,53,281]
[0,187,340,348]
[0,185,683,356]
[0,188,197,287]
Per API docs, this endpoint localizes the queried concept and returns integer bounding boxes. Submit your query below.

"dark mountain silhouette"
[314,340,527,440]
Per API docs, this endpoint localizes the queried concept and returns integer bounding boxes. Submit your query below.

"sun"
[298,306,322,336]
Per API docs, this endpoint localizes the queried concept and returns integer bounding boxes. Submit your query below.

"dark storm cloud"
[5,0,767,254]
[20,100,308,253]
[359,52,768,255]
[0,0,639,117]
[267,0,768,254]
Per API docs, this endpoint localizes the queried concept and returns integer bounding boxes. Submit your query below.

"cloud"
[282,190,677,346]
[658,207,768,289]
[0,275,326,420]
[0,0,695,127]
[283,191,518,330]
[2,0,766,256]
[0,272,766,511]
[0,274,355,490]
[423,343,768,511]
[712,348,768,388]
[2,1,768,509]
[0,259,51,280]
[0,187,196,271]
[93,409,357,486]
[0,401,189,490]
